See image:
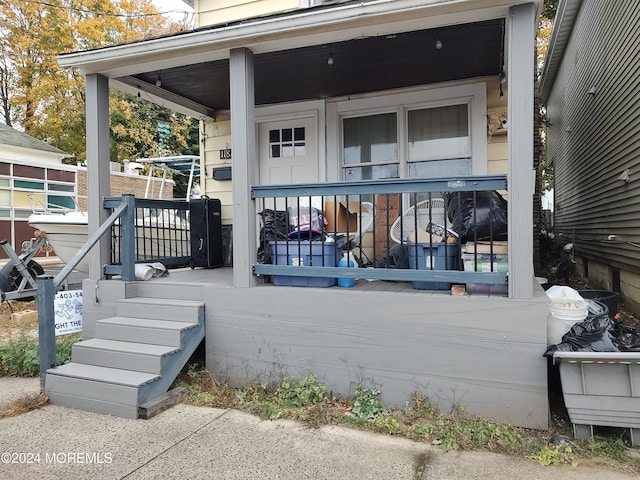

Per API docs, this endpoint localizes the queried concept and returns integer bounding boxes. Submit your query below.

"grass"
[0,392,49,420]
[174,367,640,475]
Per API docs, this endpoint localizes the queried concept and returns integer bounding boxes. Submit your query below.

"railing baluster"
[251,176,508,288]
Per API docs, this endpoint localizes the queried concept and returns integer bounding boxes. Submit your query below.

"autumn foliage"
[0,0,195,162]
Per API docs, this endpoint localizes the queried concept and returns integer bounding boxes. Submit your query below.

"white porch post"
[230,48,257,288]
[85,74,111,280]
[507,3,536,299]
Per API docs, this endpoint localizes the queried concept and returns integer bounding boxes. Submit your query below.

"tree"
[109,91,199,163]
[0,0,194,162]
[541,0,559,21]
[537,0,558,197]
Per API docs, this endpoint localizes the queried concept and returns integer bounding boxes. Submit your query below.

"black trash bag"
[257,209,290,264]
[543,313,640,356]
[444,191,508,243]
[377,244,409,269]
[611,323,640,351]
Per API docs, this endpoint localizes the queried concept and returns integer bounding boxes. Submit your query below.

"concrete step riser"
[116,303,202,323]
[95,324,183,347]
[133,283,204,301]
[72,345,166,374]
[47,391,139,419]
[46,374,140,405]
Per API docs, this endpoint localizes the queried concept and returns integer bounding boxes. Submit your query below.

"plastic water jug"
[338,252,358,288]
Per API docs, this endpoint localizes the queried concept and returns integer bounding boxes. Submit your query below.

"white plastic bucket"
[547,301,588,346]
[545,285,589,346]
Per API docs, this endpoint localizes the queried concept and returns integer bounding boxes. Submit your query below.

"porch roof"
[58,0,542,118]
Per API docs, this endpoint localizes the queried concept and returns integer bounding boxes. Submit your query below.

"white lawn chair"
[390,198,452,243]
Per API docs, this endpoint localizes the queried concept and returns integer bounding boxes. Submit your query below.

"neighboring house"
[0,123,172,260]
[539,0,640,314]
[51,0,550,428]
[0,122,75,256]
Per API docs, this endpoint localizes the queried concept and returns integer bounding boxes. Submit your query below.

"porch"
[32,172,548,427]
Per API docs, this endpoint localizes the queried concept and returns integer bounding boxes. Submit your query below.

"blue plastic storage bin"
[408,242,460,290]
[270,240,341,287]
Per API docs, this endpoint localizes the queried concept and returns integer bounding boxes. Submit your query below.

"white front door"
[258,117,318,186]
[258,117,319,210]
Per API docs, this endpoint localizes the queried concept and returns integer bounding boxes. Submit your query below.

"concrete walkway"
[0,377,636,480]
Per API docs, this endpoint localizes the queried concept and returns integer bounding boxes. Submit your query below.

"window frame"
[327,82,487,181]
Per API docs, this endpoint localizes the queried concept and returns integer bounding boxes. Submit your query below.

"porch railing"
[252,175,509,287]
[104,197,190,276]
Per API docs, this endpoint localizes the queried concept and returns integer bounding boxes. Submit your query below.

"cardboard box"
[324,201,359,233]
[464,241,508,255]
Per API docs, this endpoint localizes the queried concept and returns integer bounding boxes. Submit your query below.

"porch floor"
[151,266,507,298]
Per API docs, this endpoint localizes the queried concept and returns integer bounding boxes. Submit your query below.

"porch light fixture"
[327,46,334,66]
[155,73,162,87]
[435,39,443,50]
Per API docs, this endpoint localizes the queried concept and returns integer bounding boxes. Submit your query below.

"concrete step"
[72,339,178,374]
[46,294,205,419]
[117,298,204,322]
[95,316,197,347]
[45,363,160,413]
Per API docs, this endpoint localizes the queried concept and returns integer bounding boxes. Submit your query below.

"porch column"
[230,48,257,288]
[507,3,536,299]
[85,74,111,280]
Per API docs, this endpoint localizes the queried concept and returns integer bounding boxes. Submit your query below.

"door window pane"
[269,127,306,158]
[408,104,469,161]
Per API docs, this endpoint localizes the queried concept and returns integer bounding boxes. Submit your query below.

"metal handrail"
[37,194,136,387]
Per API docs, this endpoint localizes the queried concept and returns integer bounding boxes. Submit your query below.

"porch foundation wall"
[205,283,550,430]
[80,274,550,429]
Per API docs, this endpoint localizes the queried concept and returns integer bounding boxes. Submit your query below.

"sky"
[151,0,194,21]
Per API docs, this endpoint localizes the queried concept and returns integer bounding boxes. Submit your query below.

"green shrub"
[0,333,80,376]
[277,375,327,406]
[351,384,387,420]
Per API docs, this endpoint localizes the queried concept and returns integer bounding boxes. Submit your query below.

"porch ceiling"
[124,19,504,112]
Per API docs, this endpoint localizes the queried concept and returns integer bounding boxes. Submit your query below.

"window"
[343,113,399,181]
[408,104,469,161]
[14,180,44,190]
[335,83,487,181]
[269,127,306,158]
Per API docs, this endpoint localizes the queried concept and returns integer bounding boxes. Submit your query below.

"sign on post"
[54,290,83,336]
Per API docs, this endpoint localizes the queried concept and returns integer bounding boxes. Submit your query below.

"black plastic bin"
[578,290,622,316]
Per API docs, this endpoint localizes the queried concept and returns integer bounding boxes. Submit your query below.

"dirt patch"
[0,300,38,343]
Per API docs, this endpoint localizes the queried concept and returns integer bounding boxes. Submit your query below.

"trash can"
[578,290,622,316]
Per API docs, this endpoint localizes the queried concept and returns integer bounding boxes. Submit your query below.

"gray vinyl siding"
[545,0,640,273]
